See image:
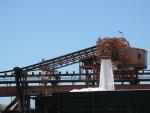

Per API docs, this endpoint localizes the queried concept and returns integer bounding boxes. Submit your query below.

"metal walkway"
[0,46,150,97]
[0,46,97,73]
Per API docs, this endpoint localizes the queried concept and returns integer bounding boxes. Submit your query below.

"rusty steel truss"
[0,45,150,97]
[0,37,150,113]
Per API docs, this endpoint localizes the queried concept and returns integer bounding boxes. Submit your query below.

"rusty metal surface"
[0,37,149,98]
[0,46,97,74]
[96,37,147,69]
[128,48,147,69]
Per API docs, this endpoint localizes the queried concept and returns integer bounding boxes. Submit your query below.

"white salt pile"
[99,59,115,90]
[70,59,115,92]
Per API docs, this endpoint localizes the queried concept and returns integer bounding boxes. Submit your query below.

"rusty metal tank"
[96,37,147,70]
[127,47,147,69]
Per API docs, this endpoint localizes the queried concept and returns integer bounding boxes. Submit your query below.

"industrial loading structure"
[0,37,150,113]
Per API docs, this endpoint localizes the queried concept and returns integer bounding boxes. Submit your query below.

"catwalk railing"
[0,45,150,96]
[0,70,150,85]
[0,70,150,96]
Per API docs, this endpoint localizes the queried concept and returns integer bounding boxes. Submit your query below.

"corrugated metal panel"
[127,48,147,69]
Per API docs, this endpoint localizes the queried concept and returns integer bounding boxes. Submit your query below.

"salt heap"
[99,59,115,90]
[70,59,115,92]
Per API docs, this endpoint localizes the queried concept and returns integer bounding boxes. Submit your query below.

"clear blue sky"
[0,0,150,104]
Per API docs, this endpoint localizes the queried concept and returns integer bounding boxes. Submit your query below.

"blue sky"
[0,0,150,104]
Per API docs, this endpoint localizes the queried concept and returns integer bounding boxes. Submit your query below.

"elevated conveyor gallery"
[0,37,150,113]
